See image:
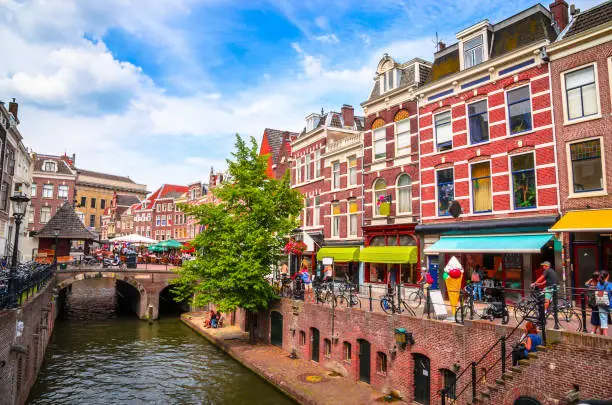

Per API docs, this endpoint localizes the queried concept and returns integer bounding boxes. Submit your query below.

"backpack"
[471,271,481,283]
[426,273,434,285]
[586,291,598,309]
[595,283,610,307]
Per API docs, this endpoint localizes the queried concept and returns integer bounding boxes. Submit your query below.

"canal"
[27,279,295,405]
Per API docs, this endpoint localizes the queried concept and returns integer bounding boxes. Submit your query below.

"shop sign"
[322,257,333,265]
[377,195,392,217]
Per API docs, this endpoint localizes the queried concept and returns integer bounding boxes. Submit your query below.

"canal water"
[27,279,295,405]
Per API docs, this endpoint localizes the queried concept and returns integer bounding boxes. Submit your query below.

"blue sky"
[0,0,601,190]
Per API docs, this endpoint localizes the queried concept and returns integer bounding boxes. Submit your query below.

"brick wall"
[0,279,58,405]
[29,177,76,232]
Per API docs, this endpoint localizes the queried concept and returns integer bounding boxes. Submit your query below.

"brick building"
[548,1,612,290]
[259,128,298,179]
[414,3,566,300]
[100,193,141,240]
[360,56,431,293]
[290,105,365,282]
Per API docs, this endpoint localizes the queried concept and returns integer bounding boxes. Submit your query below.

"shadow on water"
[29,278,295,405]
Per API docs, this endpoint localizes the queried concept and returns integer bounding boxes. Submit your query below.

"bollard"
[349,283,353,308]
[581,292,588,332]
[552,285,560,330]
[369,284,373,312]
[501,336,506,375]
[537,289,547,346]
[426,287,431,319]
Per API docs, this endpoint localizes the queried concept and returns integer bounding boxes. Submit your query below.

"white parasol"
[108,234,158,245]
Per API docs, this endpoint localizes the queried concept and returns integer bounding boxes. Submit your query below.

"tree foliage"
[172,135,303,312]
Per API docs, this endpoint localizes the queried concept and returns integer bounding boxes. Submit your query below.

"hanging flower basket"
[284,240,307,255]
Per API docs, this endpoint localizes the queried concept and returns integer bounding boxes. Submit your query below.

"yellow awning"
[359,246,418,264]
[549,210,612,232]
[316,247,360,262]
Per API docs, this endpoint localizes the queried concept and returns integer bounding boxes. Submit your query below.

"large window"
[31,183,37,197]
[90,198,96,209]
[304,198,310,227]
[348,199,358,237]
[373,127,386,160]
[42,161,56,172]
[89,214,96,228]
[314,150,321,177]
[40,207,51,223]
[511,153,536,209]
[507,86,532,134]
[397,174,412,214]
[570,139,603,193]
[42,184,53,198]
[348,157,357,186]
[437,169,454,216]
[332,162,341,189]
[305,154,311,181]
[468,100,489,144]
[373,179,387,216]
[471,162,492,213]
[463,35,483,69]
[395,111,411,156]
[565,65,597,120]
[295,158,302,184]
[435,111,452,152]
[58,185,69,199]
[382,69,400,93]
[161,215,167,226]
[332,202,340,238]
[313,196,320,227]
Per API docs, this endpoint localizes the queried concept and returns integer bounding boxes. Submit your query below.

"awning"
[316,247,360,262]
[549,210,612,232]
[359,246,418,264]
[424,234,553,254]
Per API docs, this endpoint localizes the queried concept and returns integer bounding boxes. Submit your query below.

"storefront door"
[428,256,439,290]
[573,244,598,289]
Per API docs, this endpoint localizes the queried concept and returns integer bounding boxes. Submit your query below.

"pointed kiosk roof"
[36,202,98,241]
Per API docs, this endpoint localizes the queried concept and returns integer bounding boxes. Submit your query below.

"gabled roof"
[262,128,299,165]
[137,184,188,211]
[77,169,135,184]
[563,0,612,39]
[33,154,76,176]
[36,202,97,240]
[116,194,141,207]
[297,110,365,137]
[364,57,432,104]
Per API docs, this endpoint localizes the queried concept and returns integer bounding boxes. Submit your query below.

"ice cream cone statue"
[444,256,464,315]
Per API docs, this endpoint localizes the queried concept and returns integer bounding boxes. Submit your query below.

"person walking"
[585,271,601,335]
[471,264,483,302]
[531,261,557,310]
[299,260,313,302]
[596,270,612,337]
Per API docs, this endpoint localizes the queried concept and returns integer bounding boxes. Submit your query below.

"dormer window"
[42,160,57,172]
[463,35,483,69]
[306,115,321,132]
[381,69,402,93]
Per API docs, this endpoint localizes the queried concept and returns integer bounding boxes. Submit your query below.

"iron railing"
[0,263,55,310]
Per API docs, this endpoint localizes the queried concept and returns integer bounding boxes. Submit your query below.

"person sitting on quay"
[512,321,542,366]
[204,310,215,328]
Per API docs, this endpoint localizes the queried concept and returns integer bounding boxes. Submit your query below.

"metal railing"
[0,263,55,310]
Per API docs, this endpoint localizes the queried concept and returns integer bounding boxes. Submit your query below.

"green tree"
[173,135,303,316]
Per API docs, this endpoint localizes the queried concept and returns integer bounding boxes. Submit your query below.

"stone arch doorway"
[270,311,283,348]
[514,397,541,405]
[413,353,430,404]
[357,339,371,384]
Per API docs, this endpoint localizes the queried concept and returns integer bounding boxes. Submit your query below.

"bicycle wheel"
[399,300,416,317]
[380,298,393,314]
[514,298,533,322]
[336,294,348,307]
[351,294,362,309]
[548,308,583,332]
[407,291,422,308]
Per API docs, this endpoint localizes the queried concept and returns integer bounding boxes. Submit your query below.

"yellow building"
[75,169,147,232]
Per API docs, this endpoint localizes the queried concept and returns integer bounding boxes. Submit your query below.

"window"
[332,202,340,238]
[343,342,352,362]
[376,352,388,375]
[374,179,387,216]
[324,339,331,358]
[332,162,340,189]
[373,127,386,160]
[442,369,457,399]
[31,183,37,198]
[161,215,167,226]
[80,196,86,207]
[42,161,56,172]
[156,216,161,226]
[570,139,603,193]
[463,35,483,69]
[511,153,536,209]
[314,150,321,177]
[313,196,320,227]
[348,157,357,186]
[90,198,96,209]
[77,212,85,224]
[162,203,166,212]
[58,185,69,199]
[565,65,597,120]
[435,111,452,152]
[89,214,96,228]
[42,184,53,199]
[471,162,492,213]
[304,198,310,227]
[348,199,358,237]
[507,86,532,134]
[299,331,306,345]
[437,169,454,216]
[0,182,7,211]
[40,207,51,223]
[395,114,411,156]
[305,154,311,181]
[100,199,106,209]
[397,174,412,214]
[468,100,489,144]
[28,207,34,224]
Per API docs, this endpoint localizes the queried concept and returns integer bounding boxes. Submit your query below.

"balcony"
[326,133,362,155]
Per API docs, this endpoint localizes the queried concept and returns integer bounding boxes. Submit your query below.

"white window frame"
[396,174,412,215]
[434,111,453,152]
[332,161,341,189]
[314,150,321,177]
[313,196,320,227]
[305,154,311,181]
[58,185,69,199]
[331,202,340,238]
[508,152,538,211]
[373,178,387,217]
[348,199,358,237]
[40,207,51,223]
[395,118,411,157]
[505,85,534,136]
[303,198,309,227]
[560,62,601,125]
[435,167,455,217]
[42,184,54,199]
[463,34,484,69]
[565,136,607,198]
[467,99,489,145]
[31,183,37,198]
[469,160,493,214]
[373,127,386,161]
[42,160,57,172]
[156,216,161,226]
[161,215,166,226]
[348,156,357,186]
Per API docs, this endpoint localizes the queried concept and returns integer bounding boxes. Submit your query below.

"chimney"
[72,153,76,166]
[8,98,18,120]
[341,104,354,128]
[550,0,569,32]
[438,41,446,51]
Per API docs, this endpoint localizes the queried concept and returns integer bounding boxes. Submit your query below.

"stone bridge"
[55,269,180,320]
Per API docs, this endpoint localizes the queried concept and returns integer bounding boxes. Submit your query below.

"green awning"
[424,234,553,254]
[359,246,418,264]
[316,247,360,262]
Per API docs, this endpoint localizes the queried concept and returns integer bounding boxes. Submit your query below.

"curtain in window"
[395,118,411,153]
[471,162,492,212]
[435,112,452,149]
[397,174,412,214]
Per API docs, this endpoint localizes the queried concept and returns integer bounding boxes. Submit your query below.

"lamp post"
[52,228,61,270]
[8,192,30,308]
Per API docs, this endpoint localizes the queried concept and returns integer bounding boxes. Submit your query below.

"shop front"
[316,246,361,285]
[550,209,612,292]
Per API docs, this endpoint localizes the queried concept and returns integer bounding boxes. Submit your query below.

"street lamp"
[52,227,61,269]
[8,192,30,308]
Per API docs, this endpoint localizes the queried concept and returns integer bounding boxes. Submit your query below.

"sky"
[0,0,602,191]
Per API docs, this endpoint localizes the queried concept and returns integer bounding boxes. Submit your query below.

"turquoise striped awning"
[424,234,553,254]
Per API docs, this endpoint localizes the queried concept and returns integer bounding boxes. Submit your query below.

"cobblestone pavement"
[182,312,394,405]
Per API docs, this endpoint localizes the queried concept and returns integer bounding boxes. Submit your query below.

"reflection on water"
[28,279,295,405]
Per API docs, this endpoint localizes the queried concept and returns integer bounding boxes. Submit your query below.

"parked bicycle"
[455,285,509,325]
[407,283,426,308]
[336,282,361,308]
[380,291,415,316]
[513,286,582,331]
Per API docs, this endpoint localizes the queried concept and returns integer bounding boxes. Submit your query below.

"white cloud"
[315,34,339,44]
[314,16,329,30]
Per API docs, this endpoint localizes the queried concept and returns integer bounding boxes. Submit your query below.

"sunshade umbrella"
[109,234,158,245]
[148,245,167,252]
[157,239,183,249]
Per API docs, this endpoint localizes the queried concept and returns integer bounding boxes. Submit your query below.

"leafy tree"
[173,135,303,316]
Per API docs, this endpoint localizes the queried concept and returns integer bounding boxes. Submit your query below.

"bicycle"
[380,291,415,316]
[407,283,426,308]
[336,282,361,308]
[313,280,335,305]
[456,285,509,324]
[513,287,582,331]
